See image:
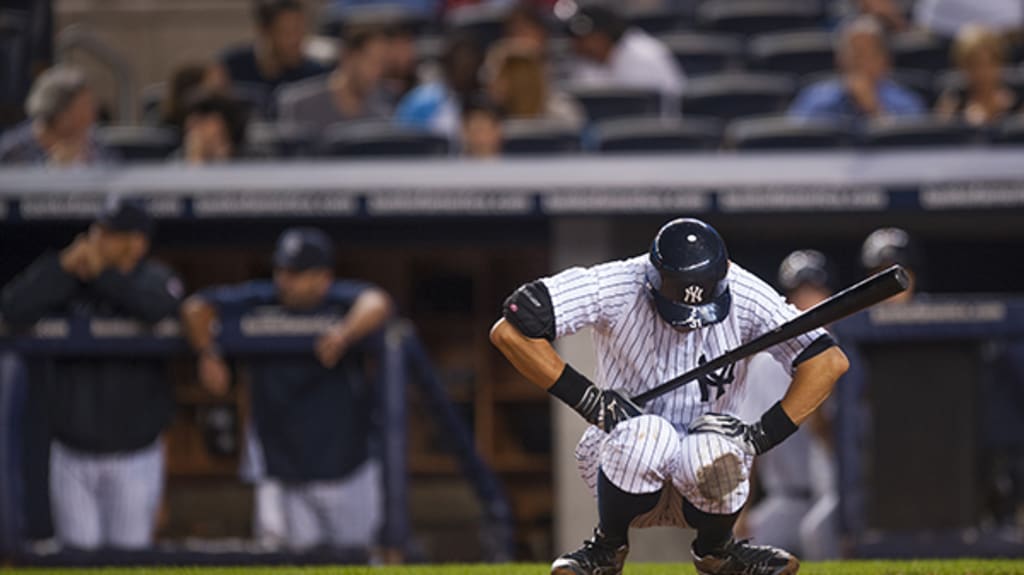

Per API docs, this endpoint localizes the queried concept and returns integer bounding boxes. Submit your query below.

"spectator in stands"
[176,90,250,164]
[383,20,421,104]
[461,96,503,158]
[277,26,391,130]
[789,17,925,122]
[558,3,685,99]
[0,198,182,550]
[484,41,583,126]
[395,33,484,138]
[181,227,393,554]
[0,66,115,166]
[504,2,550,54]
[158,63,229,129]
[219,0,329,97]
[936,25,1021,126]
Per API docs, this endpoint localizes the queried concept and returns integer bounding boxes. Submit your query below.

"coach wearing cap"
[181,227,392,553]
[0,197,183,550]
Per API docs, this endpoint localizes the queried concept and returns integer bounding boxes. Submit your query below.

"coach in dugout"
[180,227,392,553]
[0,198,183,550]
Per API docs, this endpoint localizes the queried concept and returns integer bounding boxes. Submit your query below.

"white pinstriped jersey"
[542,255,827,428]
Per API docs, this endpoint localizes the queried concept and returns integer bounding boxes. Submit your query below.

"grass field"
[7,561,1024,575]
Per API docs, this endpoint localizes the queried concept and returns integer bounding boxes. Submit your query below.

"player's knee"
[676,432,751,512]
[599,414,680,492]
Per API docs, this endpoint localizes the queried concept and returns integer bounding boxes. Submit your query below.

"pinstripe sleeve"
[731,264,829,372]
[541,257,642,338]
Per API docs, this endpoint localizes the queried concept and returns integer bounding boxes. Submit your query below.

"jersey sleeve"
[541,258,641,338]
[732,266,832,372]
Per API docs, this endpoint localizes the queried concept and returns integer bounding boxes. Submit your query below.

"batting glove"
[575,387,644,433]
[688,402,798,456]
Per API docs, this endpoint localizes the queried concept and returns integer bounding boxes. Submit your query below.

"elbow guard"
[502,280,556,340]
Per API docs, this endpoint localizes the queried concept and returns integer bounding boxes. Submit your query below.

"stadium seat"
[245,121,316,158]
[993,116,1024,145]
[594,116,722,152]
[232,81,274,120]
[860,118,977,148]
[566,86,663,121]
[445,3,508,49]
[936,67,1024,102]
[319,122,450,157]
[748,30,835,76]
[890,30,950,72]
[95,126,180,161]
[661,32,743,77]
[624,5,685,35]
[501,120,582,155]
[682,72,796,120]
[726,115,849,150]
[697,0,823,36]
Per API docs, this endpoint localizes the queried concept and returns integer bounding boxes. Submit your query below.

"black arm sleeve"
[0,252,79,326]
[502,280,556,341]
[792,333,838,368]
[89,261,183,324]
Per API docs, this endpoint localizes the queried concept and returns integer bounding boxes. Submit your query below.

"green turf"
[6,561,1024,575]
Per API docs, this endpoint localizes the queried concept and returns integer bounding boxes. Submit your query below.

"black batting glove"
[549,364,643,432]
[575,387,644,433]
[688,402,798,456]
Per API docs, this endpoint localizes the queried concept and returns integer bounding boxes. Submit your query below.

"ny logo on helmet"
[683,285,704,304]
[697,354,736,402]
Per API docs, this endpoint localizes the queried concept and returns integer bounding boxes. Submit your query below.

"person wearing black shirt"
[181,227,392,552]
[0,198,183,550]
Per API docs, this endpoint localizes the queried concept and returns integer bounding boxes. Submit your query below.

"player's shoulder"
[727,262,782,303]
[200,279,277,306]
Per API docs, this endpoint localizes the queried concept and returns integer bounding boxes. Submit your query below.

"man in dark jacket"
[0,198,182,550]
[180,227,392,552]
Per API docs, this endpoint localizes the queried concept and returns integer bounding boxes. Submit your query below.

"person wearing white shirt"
[559,3,685,100]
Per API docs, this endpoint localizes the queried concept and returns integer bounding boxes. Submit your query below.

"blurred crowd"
[2,0,1024,165]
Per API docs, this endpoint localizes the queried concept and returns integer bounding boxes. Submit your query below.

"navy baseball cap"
[273,227,335,271]
[96,196,153,237]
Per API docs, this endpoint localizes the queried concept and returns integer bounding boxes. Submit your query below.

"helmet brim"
[650,284,731,330]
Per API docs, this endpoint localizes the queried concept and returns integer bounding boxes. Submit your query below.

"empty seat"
[726,115,848,150]
[861,118,976,148]
[502,120,581,155]
[245,121,316,158]
[566,86,663,121]
[594,117,721,152]
[320,122,449,157]
[749,30,835,76]
[683,73,796,120]
[95,126,180,161]
[890,31,950,72]
[697,0,823,35]
[661,32,743,77]
[624,5,685,35]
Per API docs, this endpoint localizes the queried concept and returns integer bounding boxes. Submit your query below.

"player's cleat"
[550,529,629,575]
[692,538,800,575]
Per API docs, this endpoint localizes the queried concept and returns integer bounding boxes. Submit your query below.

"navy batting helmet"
[778,249,832,292]
[647,218,730,330]
[861,227,917,271]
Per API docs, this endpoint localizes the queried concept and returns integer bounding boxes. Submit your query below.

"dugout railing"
[0,314,515,565]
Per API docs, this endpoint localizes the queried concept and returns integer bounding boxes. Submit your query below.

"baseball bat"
[630,264,910,406]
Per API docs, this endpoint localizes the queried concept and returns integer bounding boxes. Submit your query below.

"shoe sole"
[694,556,800,575]
[551,564,621,575]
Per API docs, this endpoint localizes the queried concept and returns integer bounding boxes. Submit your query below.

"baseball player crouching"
[490,218,849,575]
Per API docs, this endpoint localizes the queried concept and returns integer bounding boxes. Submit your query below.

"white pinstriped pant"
[575,415,754,527]
[49,439,164,549]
